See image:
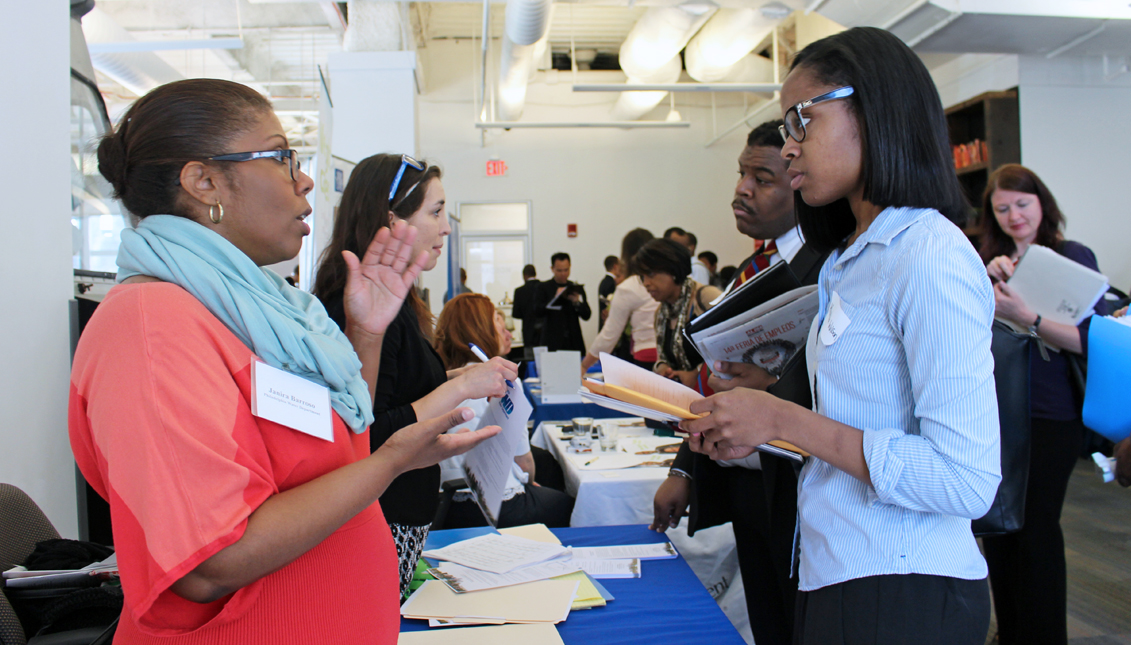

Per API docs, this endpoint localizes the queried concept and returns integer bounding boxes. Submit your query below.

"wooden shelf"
[956,161,989,175]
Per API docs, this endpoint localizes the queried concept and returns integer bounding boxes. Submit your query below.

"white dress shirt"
[587,276,659,357]
[690,258,711,286]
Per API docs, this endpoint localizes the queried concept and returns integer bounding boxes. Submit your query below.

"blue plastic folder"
[1083,316,1131,442]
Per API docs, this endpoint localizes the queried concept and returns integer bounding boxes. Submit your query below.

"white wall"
[1,4,78,536]
[414,41,760,344]
[930,53,1019,109]
[1017,55,1131,291]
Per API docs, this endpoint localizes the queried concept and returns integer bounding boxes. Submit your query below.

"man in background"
[696,251,718,288]
[512,264,542,353]
[598,255,620,330]
[663,226,696,255]
[652,120,828,645]
[532,253,591,352]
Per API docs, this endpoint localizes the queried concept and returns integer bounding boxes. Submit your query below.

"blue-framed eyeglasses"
[779,86,855,143]
[208,149,301,181]
[389,154,426,205]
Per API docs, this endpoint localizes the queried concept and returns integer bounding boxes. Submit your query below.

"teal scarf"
[116,215,374,433]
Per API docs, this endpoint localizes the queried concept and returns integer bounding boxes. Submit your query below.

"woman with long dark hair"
[313,154,517,597]
[681,28,1001,643]
[979,164,1106,644]
[69,79,498,643]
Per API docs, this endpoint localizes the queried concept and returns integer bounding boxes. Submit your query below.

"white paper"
[1008,244,1110,326]
[250,361,333,441]
[422,534,570,574]
[820,292,851,346]
[691,287,819,378]
[461,381,533,526]
[569,543,677,561]
[540,351,583,403]
[572,558,641,579]
[430,560,582,593]
[598,352,702,411]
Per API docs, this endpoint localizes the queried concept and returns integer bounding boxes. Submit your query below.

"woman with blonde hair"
[434,293,574,528]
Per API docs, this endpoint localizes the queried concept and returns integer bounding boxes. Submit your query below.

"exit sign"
[486,159,508,177]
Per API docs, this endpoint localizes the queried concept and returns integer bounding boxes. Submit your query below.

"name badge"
[251,361,334,442]
[820,292,852,346]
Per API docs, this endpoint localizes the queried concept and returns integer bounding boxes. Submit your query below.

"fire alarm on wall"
[567,224,578,238]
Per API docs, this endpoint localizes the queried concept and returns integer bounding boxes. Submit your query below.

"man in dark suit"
[532,252,591,352]
[511,264,541,353]
[652,120,829,645]
[597,255,619,331]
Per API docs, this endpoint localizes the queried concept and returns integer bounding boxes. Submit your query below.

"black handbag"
[972,320,1033,537]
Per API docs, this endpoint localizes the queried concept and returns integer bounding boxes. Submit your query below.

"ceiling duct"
[496,0,553,121]
[612,3,717,121]
[81,7,182,96]
[684,8,777,83]
[343,0,404,52]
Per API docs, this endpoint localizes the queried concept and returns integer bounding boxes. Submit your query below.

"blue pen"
[469,343,514,388]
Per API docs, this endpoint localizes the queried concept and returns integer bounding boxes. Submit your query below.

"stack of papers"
[400,578,579,625]
[572,543,678,561]
[3,553,118,589]
[422,534,569,574]
[579,353,808,462]
[400,623,566,644]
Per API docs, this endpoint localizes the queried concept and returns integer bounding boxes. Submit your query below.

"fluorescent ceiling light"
[930,0,1131,19]
[88,38,244,53]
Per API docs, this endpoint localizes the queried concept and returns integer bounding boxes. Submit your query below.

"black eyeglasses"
[779,86,855,143]
[209,149,301,181]
[389,154,426,206]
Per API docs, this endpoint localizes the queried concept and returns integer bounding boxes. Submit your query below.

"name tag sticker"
[251,361,334,442]
[820,292,852,346]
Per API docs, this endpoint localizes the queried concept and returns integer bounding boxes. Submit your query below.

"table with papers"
[531,419,673,527]
[399,524,747,645]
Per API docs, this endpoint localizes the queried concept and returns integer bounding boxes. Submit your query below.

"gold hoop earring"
[209,202,224,224]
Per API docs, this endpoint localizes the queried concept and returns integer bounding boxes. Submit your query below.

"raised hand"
[342,220,429,339]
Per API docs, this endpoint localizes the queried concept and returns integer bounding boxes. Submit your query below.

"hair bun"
[96,132,130,198]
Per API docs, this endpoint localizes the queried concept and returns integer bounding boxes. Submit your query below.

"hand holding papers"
[1008,244,1109,325]
[461,380,533,526]
[580,353,808,461]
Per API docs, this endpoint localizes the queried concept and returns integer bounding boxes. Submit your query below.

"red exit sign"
[486,159,508,176]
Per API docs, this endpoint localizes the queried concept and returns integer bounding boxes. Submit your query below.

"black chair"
[430,479,468,531]
[0,485,117,645]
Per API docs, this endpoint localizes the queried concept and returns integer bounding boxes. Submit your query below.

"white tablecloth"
[531,419,753,643]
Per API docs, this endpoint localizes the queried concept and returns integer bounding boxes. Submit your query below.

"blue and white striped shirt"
[798,206,1001,591]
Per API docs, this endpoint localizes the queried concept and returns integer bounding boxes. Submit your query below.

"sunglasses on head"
[389,154,426,207]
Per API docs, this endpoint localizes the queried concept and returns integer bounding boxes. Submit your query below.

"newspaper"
[689,286,819,378]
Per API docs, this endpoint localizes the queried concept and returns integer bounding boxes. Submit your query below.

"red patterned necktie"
[736,239,777,286]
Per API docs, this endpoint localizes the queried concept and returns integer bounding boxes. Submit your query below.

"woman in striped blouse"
[682,28,1001,644]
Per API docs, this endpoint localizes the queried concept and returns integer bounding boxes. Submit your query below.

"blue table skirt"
[524,380,632,426]
[400,524,745,645]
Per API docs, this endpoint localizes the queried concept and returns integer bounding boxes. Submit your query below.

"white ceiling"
[85,0,1131,142]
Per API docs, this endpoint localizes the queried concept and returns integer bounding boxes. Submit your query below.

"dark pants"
[727,466,796,645]
[793,574,990,645]
[531,445,566,491]
[443,483,575,529]
[982,416,1084,645]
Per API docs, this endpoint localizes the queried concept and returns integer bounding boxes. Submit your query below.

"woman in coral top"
[67,78,498,644]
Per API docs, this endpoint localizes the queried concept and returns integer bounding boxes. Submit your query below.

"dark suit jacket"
[673,241,830,535]
[532,279,591,352]
[512,279,541,348]
[597,274,617,331]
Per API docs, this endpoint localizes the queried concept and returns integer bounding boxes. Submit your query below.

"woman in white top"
[581,228,660,372]
[434,293,575,528]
